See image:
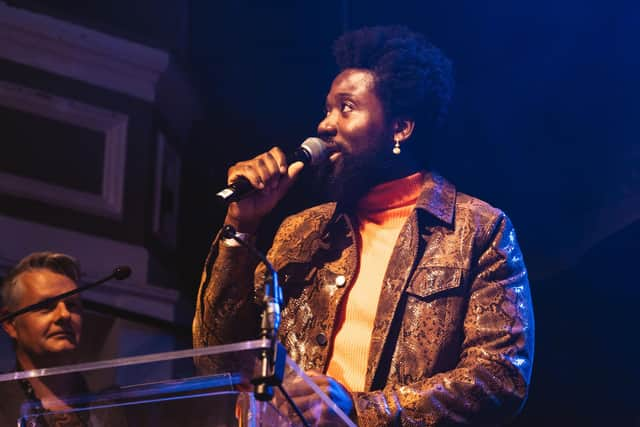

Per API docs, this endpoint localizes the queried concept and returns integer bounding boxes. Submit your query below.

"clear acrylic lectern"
[0,339,355,426]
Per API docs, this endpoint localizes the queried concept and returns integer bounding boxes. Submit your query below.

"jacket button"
[335,275,346,287]
[316,333,328,346]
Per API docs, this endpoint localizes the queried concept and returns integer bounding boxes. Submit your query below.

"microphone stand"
[221,225,310,427]
[0,266,132,323]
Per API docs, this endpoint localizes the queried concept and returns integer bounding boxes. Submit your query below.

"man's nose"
[54,301,71,319]
[317,112,337,137]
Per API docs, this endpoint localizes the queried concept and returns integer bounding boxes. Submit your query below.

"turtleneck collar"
[355,171,427,225]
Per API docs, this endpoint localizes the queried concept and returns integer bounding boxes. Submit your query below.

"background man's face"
[3,269,83,362]
[315,68,395,203]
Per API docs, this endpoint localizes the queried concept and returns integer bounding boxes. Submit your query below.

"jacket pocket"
[406,266,464,299]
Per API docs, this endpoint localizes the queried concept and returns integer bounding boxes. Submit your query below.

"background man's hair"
[1,252,81,311]
[333,25,454,143]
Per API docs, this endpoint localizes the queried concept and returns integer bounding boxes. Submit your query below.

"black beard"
[312,148,393,210]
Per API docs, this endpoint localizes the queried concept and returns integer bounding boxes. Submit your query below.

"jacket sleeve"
[192,232,262,373]
[352,214,535,426]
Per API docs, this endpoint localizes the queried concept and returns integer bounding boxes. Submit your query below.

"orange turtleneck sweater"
[326,171,426,392]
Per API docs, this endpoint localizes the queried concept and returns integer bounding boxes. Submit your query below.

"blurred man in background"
[0,251,125,426]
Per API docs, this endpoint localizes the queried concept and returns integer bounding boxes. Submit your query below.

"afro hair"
[333,26,454,131]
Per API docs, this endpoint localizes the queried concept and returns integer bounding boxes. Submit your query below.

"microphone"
[0,266,132,323]
[113,265,132,280]
[215,137,328,205]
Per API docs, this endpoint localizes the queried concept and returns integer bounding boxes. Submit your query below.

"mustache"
[320,138,341,154]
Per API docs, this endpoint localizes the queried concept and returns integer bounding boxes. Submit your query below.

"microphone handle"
[216,176,254,204]
[288,146,312,164]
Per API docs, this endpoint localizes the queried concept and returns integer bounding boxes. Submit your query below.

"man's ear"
[393,118,415,144]
[1,309,17,340]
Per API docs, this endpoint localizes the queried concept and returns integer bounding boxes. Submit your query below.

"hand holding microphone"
[220,138,327,233]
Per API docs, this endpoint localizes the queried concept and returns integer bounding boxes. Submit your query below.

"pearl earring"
[392,140,401,155]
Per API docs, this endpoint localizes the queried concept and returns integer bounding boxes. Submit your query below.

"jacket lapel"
[364,210,421,390]
[364,172,457,390]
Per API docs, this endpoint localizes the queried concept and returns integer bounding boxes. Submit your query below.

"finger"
[296,396,333,425]
[268,146,288,174]
[228,162,264,189]
[282,393,347,426]
[281,379,314,399]
[289,393,320,415]
[277,402,315,427]
[289,382,334,408]
[283,374,331,400]
[281,397,334,427]
[306,373,332,390]
[276,393,309,421]
[277,398,299,420]
[257,151,283,190]
[302,409,322,427]
[274,161,305,197]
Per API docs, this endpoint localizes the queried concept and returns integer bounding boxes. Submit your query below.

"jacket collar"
[414,171,456,226]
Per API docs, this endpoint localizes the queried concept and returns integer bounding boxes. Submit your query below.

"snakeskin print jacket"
[193,172,534,426]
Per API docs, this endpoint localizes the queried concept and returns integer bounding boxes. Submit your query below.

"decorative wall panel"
[0,81,128,219]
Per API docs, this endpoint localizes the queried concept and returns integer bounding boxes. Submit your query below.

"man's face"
[315,68,395,204]
[2,269,83,365]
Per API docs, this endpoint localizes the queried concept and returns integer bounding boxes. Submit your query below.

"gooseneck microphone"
[0,266,132,323]
[215,137,328,205]
[112,265,132,281]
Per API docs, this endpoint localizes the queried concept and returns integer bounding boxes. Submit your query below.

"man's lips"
[323,141,343,162]
[47,331,74,339]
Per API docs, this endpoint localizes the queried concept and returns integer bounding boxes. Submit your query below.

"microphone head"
[113,265,132,280]
[300,137,328,166]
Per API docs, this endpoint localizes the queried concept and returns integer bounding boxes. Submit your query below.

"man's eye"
[341,102,354,113]
[40,303,55,313]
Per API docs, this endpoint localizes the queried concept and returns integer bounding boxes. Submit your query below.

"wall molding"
[0,80,128,219]
[0,2,169,102]
[82,281,181,324]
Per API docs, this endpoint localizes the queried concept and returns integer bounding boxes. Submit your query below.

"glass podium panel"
[0,339,355,426]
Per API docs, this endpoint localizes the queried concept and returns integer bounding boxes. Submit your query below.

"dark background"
[4,1,640,425]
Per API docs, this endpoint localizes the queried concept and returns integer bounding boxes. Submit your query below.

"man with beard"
[193,26,534,426]
[0,252,127,426]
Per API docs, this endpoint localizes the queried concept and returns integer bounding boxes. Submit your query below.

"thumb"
[278,161,305,195]
[287,161,306,180]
